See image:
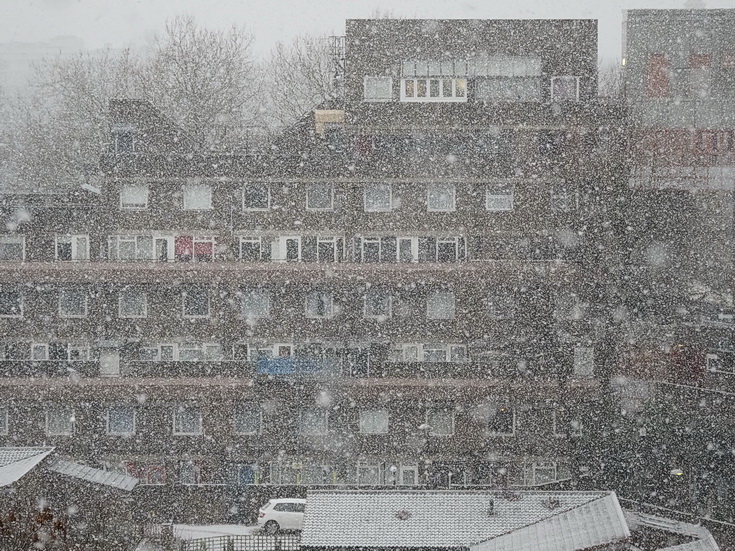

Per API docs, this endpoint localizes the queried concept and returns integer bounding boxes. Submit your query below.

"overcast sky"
[1,0,734,61]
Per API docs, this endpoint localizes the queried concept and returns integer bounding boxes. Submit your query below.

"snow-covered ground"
[173,524,260,540]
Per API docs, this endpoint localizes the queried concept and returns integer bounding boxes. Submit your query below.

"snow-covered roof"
[625,511,720,551]
[471,492,629,551]
[47,459,139,491]
[301,490,628,549]
[0,447,54,487]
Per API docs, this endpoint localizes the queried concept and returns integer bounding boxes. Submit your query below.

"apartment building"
[0,19,626,521]
[620,9,735,522]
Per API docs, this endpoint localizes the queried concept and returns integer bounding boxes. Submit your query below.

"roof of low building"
[47,459,139,492]
[0,447,55,487]
[301,490,629,550]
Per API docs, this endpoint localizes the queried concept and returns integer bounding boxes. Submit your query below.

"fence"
[179,534,301,551]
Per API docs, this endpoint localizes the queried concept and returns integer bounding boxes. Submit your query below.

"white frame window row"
[391,343,468,363]
[140,342,223,362]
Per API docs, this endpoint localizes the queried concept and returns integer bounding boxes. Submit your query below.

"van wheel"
[264,520,279,535]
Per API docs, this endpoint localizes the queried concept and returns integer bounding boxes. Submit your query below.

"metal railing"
[180,534,301,551]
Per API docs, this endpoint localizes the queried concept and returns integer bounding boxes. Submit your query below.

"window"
[306,291,333,318]
[173,405,202,435]
[688,54,712,99]
[126,462,167,485]
[0,236,24,261]
[306,183,334,210]
[646,54,670,97]
[56,235,88,261]
[488,407,515,436]
[32,344,49,361]
[573,346,594,377]
[695,130,734,155]
[531,463,557,485]
[359,409,389,434]
[364,76,393,101]
[182,287,209,318]
[364,183,392,212]
[0,407,7,435]
[437,238,461,262]
[183,182,212,210]
[59,289,88,318]
[427,183,455,212]
[0,290,22,318]
[179,460,202,485]
[112,125,137,153]
[243,183,270,210]
[140,343,176,362]
[46,405,74,436]
[275,236,301,262]
[426,407,454,436]
[476,77,541,102]
[241,290,270,320]
[120,183,148,209]
[107,405,136,436]
[300,408,327,435]
[357,463,382,485]
[355,236,398,263]
[486,184,514,211]
[178,342,223,362]
[427,290,455,320]
[240,237,265,262]
[234,403,261,435]
[174,236,216,262]
[119,288,147,318]
[401,78,467,102]
[551,185,577,213]
[35,343,89,361]
[392,343,467,363]
[550,76,579,102]
[317,237,340,262]
[364,288,392,319]
[108,235,153,261]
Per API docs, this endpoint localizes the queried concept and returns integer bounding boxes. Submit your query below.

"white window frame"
[234,403,262,435]
[363,76,393,102]
[55,234,89,261]
[364,288,392,319]
[0,235,25,261]
[436,237,461,262]
[300,408,328,436]
[120,183,149,210]
[427,183,456,212]
[46,406,74,436]
[173,405,203,436]
[278,236,302,262]
[401,78,468,102]
[108,235,154,261]
[118,288,147,319]
[59,289,88,318]
[358,408,389,434]
[317,237,340,262]
[182,287,210,319]
[107,405,136,436]
[242,183,271,211]
[0,407,8,435]
[356,462,382,485]
[487,407,516,437]
[426,408,455,436]
[550,76,580,102]
[32,343,49,361]
[531,462,558,485]
[0,290,23,318]
[306,183,334,211]
[305,290,334,319]
[486,184,514,212]
[177,342,223,362]
[426,290,455,320]
[241,289,270,320]
[398,237,419,263]
[364,183,392,212]
[183,182,212,211]
[239,236,264,261]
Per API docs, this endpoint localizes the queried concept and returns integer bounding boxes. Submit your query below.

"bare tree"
[139,15,261,148]
[598,58,623,99]
[264,35,336,128]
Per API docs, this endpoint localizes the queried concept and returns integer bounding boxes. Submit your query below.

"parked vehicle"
[257,498,306,534]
